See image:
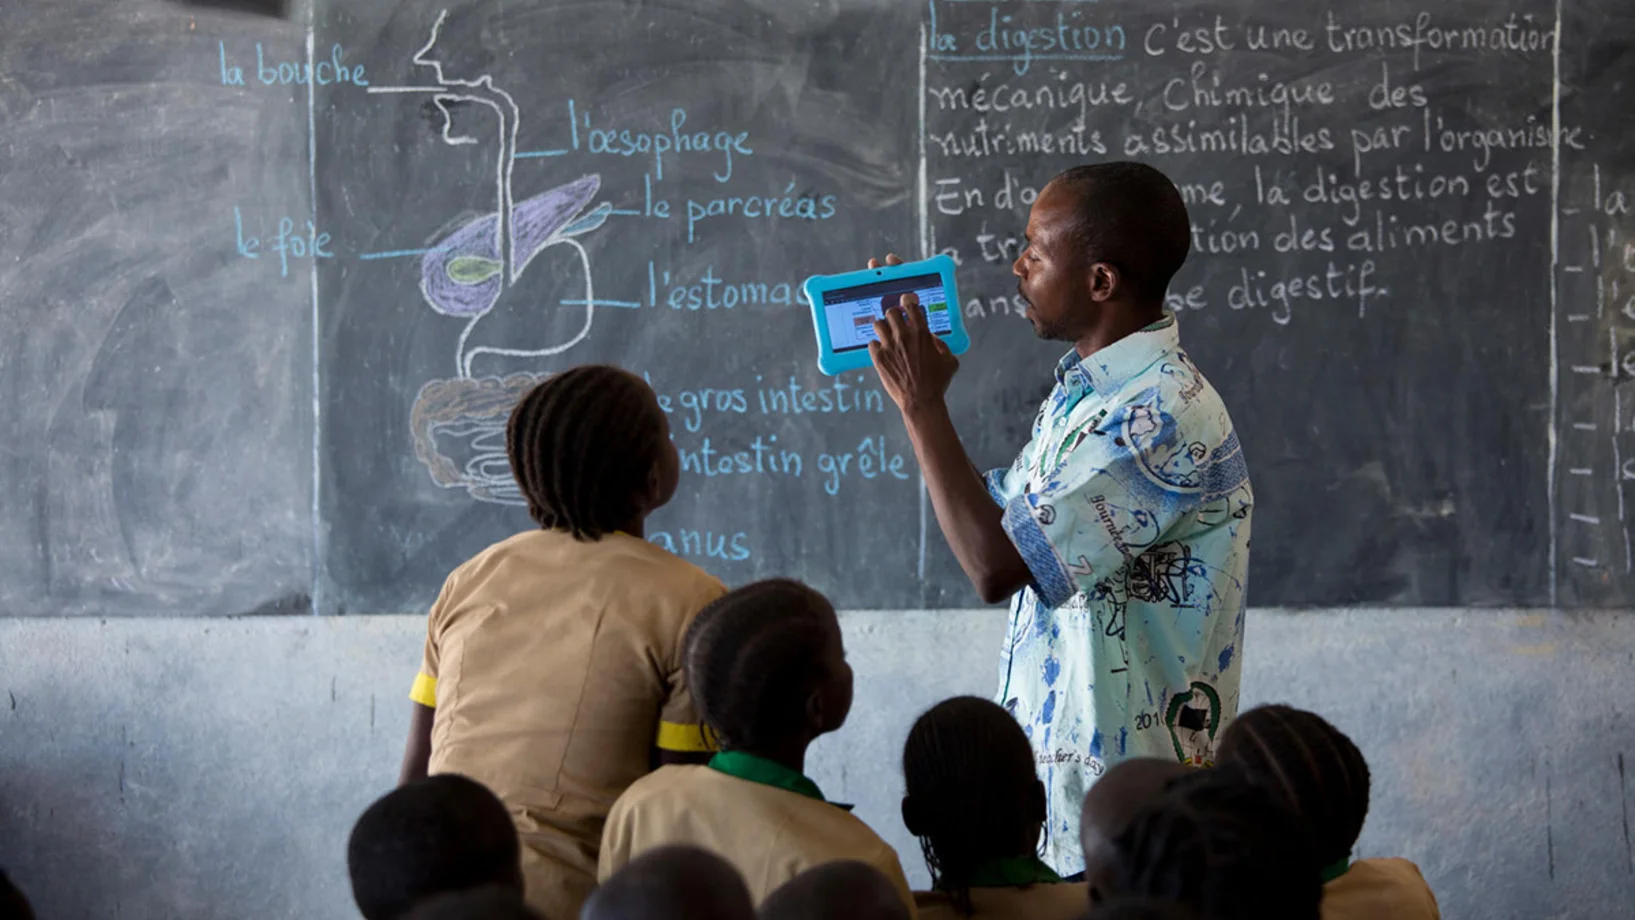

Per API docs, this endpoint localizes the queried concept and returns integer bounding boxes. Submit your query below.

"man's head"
[584,845,755,920]
[684,579,853,756]
[759,861,910,920]
[901,697,1043,909]
[1013,162,1191,341]
[347,774,523,920]
[1106,766,1322,920]
[402,886,541,920]
[1080,758,1193,904]
[506,364,680,539]
[1215,704,1372,869]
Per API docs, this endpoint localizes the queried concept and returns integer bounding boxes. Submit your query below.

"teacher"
[867,161,1254,876]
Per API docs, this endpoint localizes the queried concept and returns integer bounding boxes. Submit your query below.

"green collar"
[708,752,850,809]
[962,856,1063,889]
[1320,858,1351,883]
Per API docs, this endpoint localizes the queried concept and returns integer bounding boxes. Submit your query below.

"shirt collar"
[962,856,1064,889]
[1055,313,1181,397]
[707,751,851,810]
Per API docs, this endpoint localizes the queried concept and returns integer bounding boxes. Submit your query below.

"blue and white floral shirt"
[985,314,1253,875]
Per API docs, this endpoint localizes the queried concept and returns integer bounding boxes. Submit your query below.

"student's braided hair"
[683,579,838,753]
[1111,766,1322,920]
[505,365,669,540]
[902,697,1041,916]
[1215,704,1372,868]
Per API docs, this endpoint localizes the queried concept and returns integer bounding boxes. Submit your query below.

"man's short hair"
[1050,162,1191,303]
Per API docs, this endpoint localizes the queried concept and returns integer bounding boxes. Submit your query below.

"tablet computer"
[802,254,968,376]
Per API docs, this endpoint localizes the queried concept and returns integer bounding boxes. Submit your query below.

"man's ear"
[1088,261,1120,302]
[804,685,827,736]
[902,795,929,836]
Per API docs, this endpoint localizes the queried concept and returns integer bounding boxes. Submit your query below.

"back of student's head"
[684,578,852,753]
[401,885,542,920]
[584,845,754,920]
[1047,161,1191,305]
[0,870,35,920]
[506,364,674,539]
[901,696,1042,912]
[1108,766,1321,920]
[1080,758,1193,904]
[1088,897,1198,920]
[1214,704,1370,870]
[348,774,523,920]
[759,861,909,920]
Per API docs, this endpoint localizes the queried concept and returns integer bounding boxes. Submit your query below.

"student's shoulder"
[1329,858,1440,919]
[613,763,713,804]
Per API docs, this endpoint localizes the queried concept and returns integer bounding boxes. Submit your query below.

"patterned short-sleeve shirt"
[985,314,1253,875]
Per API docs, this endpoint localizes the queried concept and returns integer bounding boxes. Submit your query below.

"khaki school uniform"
[1322,858,1441,920]
[915,856,1086,920]
[599,753,917,914]
[410,529,726,920]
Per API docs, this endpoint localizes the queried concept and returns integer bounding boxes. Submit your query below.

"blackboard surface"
[3,0,1632,614]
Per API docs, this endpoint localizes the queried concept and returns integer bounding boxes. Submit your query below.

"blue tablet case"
[802,255,968,375]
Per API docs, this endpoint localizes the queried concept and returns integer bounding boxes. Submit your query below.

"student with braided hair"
[598,579,916,912]
[1105,765,1322,920]
[1216,705,1441,920]
[901,697,1086,920]
[397,365,728,920]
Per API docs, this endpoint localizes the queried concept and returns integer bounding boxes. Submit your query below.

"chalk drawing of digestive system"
[369,9,611,506]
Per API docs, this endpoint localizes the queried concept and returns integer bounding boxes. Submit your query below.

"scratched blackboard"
[0,1,312,616]
[3,0,1633,615]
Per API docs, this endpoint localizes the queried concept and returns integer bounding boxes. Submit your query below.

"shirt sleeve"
[986,407,1048,506]
[655,575,730,753]
[408,574,456,708]
[1001,395,1210,609]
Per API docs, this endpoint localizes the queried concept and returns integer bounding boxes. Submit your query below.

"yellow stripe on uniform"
[409,672,437,707]
[656,721,719,753]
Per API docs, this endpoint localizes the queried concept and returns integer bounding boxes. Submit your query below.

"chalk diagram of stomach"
[369,10,612,505]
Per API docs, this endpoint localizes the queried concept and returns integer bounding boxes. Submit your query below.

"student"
[902,697,1086,920]
[402,886,542,920]
[1216,705,1441,920]
[584,845,756,920]
[398,365,728,920]
[1088,898,1197,920]
[0,869,35,920]
[1079,758,1192,905]
[347,774,524,920]
[598,579,915,912]
[760,862,912,920]
[1105,766,1321,920]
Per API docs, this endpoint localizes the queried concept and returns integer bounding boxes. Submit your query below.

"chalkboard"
[0,1,312,616]
[3,0,1632,615]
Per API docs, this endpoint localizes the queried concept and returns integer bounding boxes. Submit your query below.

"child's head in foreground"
[683,578,853,759]
[584,845,755,920]
[506,364,678,540]
[347,774,522,920]
[1215,703,1372,876]
[759,861,911,920]
[901,696,1046,912]
[1103,766,1322,920]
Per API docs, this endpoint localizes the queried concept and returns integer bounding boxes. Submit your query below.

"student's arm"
[870,294,1031,603]
[399,701,435,785]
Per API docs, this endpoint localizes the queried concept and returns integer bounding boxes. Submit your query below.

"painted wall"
[1,610,1630,918]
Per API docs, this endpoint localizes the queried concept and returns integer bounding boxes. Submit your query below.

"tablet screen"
[820,273,954,353]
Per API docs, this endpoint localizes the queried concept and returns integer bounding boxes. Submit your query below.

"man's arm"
[398,702,435,786]
[866,259,1031,603]
[900,399,1031,603]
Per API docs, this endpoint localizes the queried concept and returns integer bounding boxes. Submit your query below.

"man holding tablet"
[866,162,1253,877]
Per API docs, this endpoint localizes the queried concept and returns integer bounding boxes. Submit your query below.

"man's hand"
[867,253,960,415]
